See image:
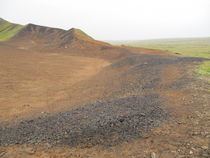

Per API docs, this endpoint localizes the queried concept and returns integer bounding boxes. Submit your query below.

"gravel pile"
[0,94,166,147]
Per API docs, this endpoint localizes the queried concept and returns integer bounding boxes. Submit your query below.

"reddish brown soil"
[0,24,209,158]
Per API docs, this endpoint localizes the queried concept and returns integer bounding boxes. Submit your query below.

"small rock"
[45,142,52,149]
[193,121,199,125]
[201,146,208,150]
[23,104,30,107]
[177,121,183,124]
[191,147,196,151]
[24,147,35,154]
[189,150,193,154]
[201,152,210,157]
[151,152,158,158]
[140,113,146,116]
[0,150,6,157]
[192,131,200,136]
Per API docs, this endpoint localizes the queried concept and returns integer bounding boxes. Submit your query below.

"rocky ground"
[0,52,209,158]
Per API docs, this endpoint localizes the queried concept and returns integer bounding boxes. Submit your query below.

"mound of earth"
[0,18,110,52]
[11,24,109,48]
[0,94,167,147]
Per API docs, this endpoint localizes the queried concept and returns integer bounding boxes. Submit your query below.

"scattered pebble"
[24,147,35,154]
[201,146,208,150]
[151,152,158,158]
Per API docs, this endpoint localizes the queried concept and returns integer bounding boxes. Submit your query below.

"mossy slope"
[0,18,25,41]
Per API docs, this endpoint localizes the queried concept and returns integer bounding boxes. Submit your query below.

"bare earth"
[0,45,110,122]
[0,34,209,157]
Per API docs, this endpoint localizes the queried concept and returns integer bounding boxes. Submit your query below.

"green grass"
[73,28,93,40]
[111,37,210,82]
[0,20,25,41]
[197,61,210,83]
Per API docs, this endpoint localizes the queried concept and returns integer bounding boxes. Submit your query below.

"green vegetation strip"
[0,22,25,41]
[74,28,93,40]
[197,61,210,83]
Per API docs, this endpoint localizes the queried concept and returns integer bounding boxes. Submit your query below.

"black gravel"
[0,94,166,147]
[111,54,207,69]
[107,54,208,99]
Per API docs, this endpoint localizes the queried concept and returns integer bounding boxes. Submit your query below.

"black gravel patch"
[0,94,167,147]
[110,54,209,93]
[111,54,208,69]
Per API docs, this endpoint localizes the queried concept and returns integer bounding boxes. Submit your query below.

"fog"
[0,0,210,40]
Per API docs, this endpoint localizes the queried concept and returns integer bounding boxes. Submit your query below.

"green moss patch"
[0,21,25,41]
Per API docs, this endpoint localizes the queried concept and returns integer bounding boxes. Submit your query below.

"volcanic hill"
[0,18,111,52]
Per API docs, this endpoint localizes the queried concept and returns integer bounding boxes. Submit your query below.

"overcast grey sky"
[0,0,210,40]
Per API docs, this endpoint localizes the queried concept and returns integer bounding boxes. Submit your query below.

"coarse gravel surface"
[0,94,166,147]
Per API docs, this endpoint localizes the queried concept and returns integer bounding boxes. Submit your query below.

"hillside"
[0,18,25,41]
[11,24,96,47]
[0,18,110,50]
